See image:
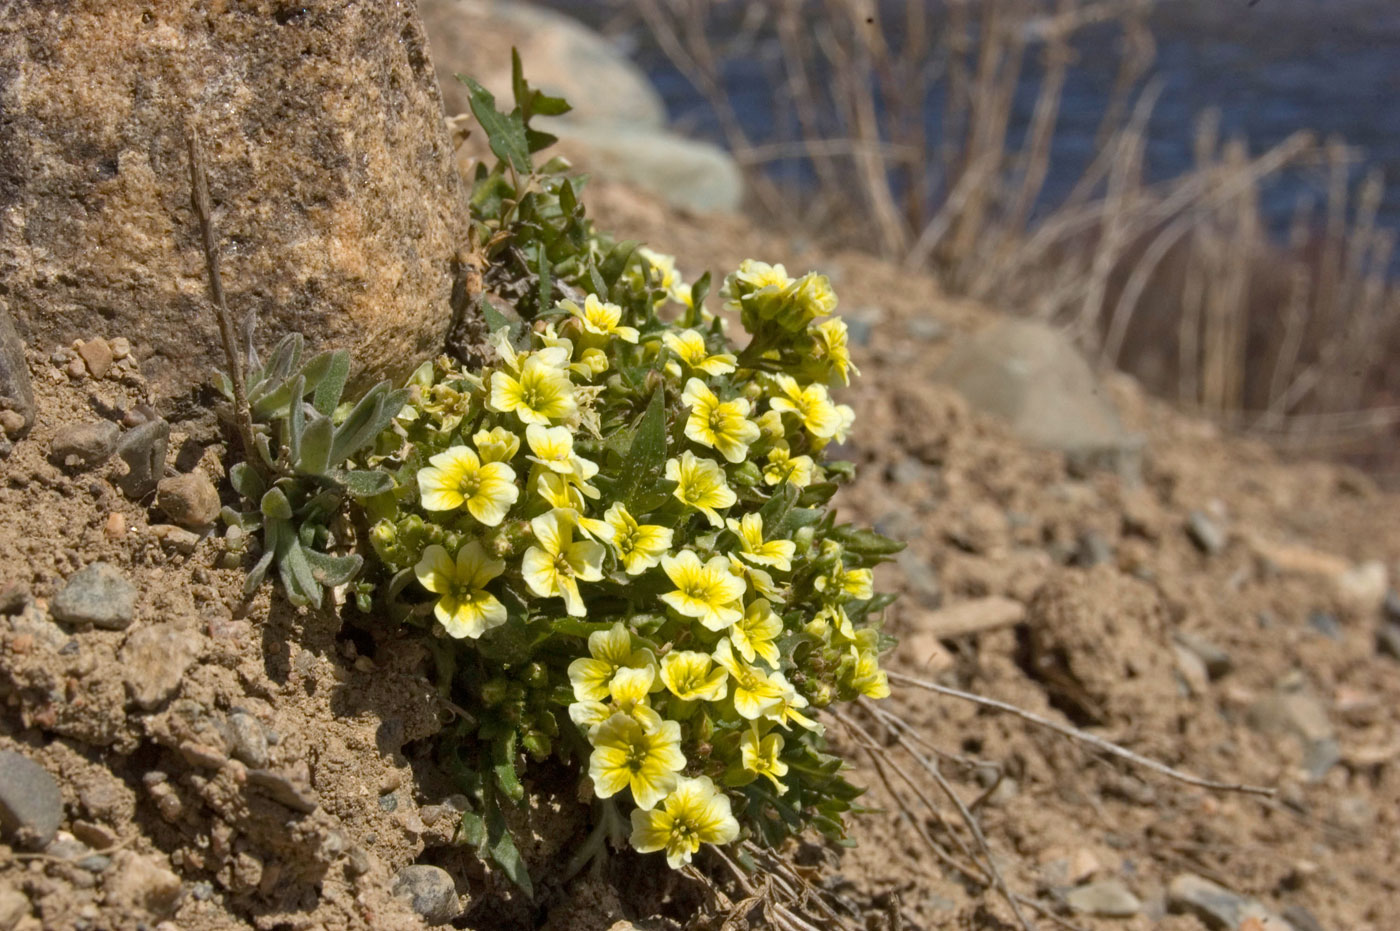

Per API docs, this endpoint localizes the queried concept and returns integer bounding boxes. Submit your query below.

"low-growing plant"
[222,58,902,892]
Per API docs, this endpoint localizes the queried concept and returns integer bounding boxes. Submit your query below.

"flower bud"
[480,678,510,706]
[731,461,762,488]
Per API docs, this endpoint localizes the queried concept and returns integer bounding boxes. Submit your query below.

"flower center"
[459,472,482,497]
[553,552,574,577]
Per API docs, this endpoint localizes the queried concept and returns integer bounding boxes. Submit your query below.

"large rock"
[933,320,1144,480]
[0,1,472,403]
[0,304,34,439]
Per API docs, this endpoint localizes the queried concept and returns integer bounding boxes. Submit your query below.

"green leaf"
[616,389,669,514]
[458,74,530,173]
[758,482,800,530]
[260,487,293,521]
[773,506,823,539]
[830,525,906,557]
[336,468,395,499]
[690,270,712,311]
[286,375,306,464]
[485,794,533,897]
[492,730,524,802]
[298,415,334,476]
[525,127,558,155]
[330,386,408,464]
[304,549,362,587]
[311,351,350,416]
[244,549,274,597]
[456,810,486,848]
[535,240,552,318]
[278,536,322,608]
[229,462,266,501]
[598,240,638,289]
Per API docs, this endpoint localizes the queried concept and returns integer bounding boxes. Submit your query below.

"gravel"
[51,562,137,630]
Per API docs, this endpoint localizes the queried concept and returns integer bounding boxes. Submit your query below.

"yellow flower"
[762,443,815,488]
[769,670,821,731]
[811,317,860,386]
[413,542,507,639]
[849,646,890,699]
[560,294,640,344]
[569,664,663,735]
[416,446,519,526]
[663,329,736,377]
[713,638,784,720]
[666,451,736,528]
[726,513,795,572]
[604,503,673,575]
[768,375,842,439]
[772,271,838,330]
[726,554,783,603]
[526,424,598,481]
[638,247,688,305]
[488,355,577,426]
[660,550,746,631]
[816,562,874,602]
[532,471,613,541]
[568,622,658,702]
[682,379,759,464]
[739,726,789,794]
[729,598,781,667]
[722,259,792,311]
[521,509,606,617]
[630,775,740,868]
[472,426,521,463]
[588,713,685,810]
[659,650,729,702]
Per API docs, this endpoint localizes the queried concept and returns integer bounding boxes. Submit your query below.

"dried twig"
[887,672,1275,797]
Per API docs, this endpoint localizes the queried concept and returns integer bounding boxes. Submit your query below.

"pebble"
[906,317,946,342]
[105,851,183,916]
[1377,622,1400,661]
[1072,531,1115,568]
[0,582,28,615]
[393,865,461,925]
[1384,588,1400,623]
[0,409,25,437]
[50,421,121,471]
[75,338,114,379]
[156,471,221,529]
[1306,610,1342,641]
[247,768,318,813]
[1246,686,1338,781]
[119,626,200,711]
[114,418,169,498]
[149,524,200,555]
[0,888,30,929]
[1065,879,1143,918]
[66,357,87,379]
[1186,511,1227,555]
[1281,904,1325,931]
[110,337,131,361]
[1167,874,1292,931]
[0,750,64,849]
[227,712,270,769]
[104,512,127,539]
[1173,631,1234,679]
[52,562,137,630]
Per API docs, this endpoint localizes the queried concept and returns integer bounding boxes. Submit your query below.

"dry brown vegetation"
[616,0,1400,471]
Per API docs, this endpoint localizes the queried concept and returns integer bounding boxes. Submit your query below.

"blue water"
[542,0,1400,249]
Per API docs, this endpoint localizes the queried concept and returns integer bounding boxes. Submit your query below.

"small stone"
[1247,687,1337,780]
[345,846,372,878]
[247,768,318,813]
[1065,879,1142,918]
[1281,904,1325,931]
[1173,631,1233,679]
[0,582,28,615]
[110,337,131,361]
[52,562,137,630]
[156,471,220,530]
[149,524,200,555]
[0,410,24,437]
[66,357,87,380]
[1072,531,1115,568]
[75,338,114,379]
[1172,643,1210,697]
[393,865,461,925]
[1331,794,1374,833]
[105,851,183,916]
[119,626,200,711]
[114,418,169,498]
[0,889,30,929]
[104,512,127,540]
[1335,560,1387,612]
[50,421,120,471]
[227,712,269,769]
[1377,622,1400,661]
[1186,511,1227,555]
[906,317,946,342]
[1306,611,1342,641]
[71,820,119,850]
[1384,589,1400,624]
[0,750,64,849]
[1167,874,1291,931]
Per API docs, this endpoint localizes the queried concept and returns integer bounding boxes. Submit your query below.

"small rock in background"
[0,304,35,439]
[226,712,270,769]
[1167,874,1292,931]
[1072,531,1115,568]
[1377,622,1400,661]
[156,471,220,529]
[119,626,200,711]
[0,582,28,615]
[115,418,169,498]
[1065,879,1143,918]
[894,548,942,608]
[52,562,137,630]
[1383,588,1400,623]
[50,420,121,471]
[104,512,127,539]
[0,887,31,927]
[0,750,64,849]
[75,337,114,378]
[149,524,201,555]
[104,850,183,916]
[1334,560,1387,612]
[906,316,946,342]
[1306,610,1342,641]
[110,337,131,361]
[1186,510,1227,556]
[393,864,461,925]
[1173,631,1234,679]
[1281,904,1326,931]
[1246,680,1337,782]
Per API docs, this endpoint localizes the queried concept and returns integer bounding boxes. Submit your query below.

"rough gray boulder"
[0,304,34,439]
[0,0,473,403]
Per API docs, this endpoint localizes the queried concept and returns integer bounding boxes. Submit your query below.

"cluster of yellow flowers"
[367,251,895,870]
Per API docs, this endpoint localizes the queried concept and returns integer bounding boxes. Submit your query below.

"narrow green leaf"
[336,468,394,499]
[485,795,533,897]
[458,74,530,172]
[298,415,334,476]
[535,241,552,318]
[278,536,322,608]
[304,549,362,587]
[287,375,306,465]
[525,127,558,155]
[456,810,486,848]
[229,462,266,501]
[311,351,350,416]
[260,487,293,521]
[617,389,668,514]
[492,731,524,802]
[244,549,274,597]
[830,525,907,556]
[599,240,639,288]
[691,270,712,311]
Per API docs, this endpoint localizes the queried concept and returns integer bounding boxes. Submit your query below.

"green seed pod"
[523,662,548,688]
[522,731,551,760]
[369,519,399,564]
[793,525,816,554]
[731,460,762,488]
[480,678,511,706]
